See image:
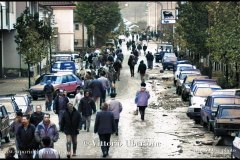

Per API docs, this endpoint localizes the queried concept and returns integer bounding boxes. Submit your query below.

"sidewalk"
[0,77,31,95]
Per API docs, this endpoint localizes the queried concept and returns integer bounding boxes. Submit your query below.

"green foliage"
[14,8,51,65]
[176,2,209,63]
[75,2,121,47]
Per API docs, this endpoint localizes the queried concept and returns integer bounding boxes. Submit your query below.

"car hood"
[192,96,206,105]
[188,104,202,109]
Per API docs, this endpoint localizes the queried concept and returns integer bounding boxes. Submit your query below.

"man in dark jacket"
[30,105,45,127]
[113,59,122,81]
[16,115,38,159]
[53,90,69,127]
[137,60,147,82]
[94,102,116,158]
[143,44,147,55]
[43,80,54,111]
[60,102,81,158]
[88,79,104,111]
[146,51,154,69]
[78,90,96,132]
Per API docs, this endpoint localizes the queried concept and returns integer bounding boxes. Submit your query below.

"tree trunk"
[82,21,85,50]
[208,56,213,79]
[236,63,239,87]
[226,63,229,83]
[28,63,31,89]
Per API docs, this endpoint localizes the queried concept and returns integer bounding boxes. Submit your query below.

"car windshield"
[2,102,14,113]
[14,96,27,106]
[220,108,240,119]
[194,87,219,97]
[41,76,62,84]
[179,66,193,71]
[180,73,188,80]
[213,98,240,108]
[52,63,61,69]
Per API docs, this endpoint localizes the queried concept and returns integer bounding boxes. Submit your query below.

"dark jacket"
[113,60,122,72]
[146,53,154,61]
[30,112,45,127]
[88,79,104,97]
[78,97,96,116]
[128,56,135,67]
[94,111,116,134]
[43,84,54,94]
[53,95,69,114]
[60,107,81,135]
[138,62,147,74]
[143,45,147,51]
[16,124,38,151]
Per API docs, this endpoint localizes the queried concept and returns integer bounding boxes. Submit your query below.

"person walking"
[53,90,69,127]
[10,111,23,159]
[16,115,38,159]
[107,93,122,136]
[113,59,122,81]
[94,102,116,158]
[60,102,81,158]
[38,136,60,159]
[73,88,84,108]
[143,44,147,55]
[88,78,105,111]
[35,113,59,149]
[137,60,147,82]
[146,51,154,69]
[30,105,45,127]
[134,82,150,121]
[43,80,54,111]
[98,71,110,105]
[78,90,96,132]
[128,54,136,77]
[5,147,16,159]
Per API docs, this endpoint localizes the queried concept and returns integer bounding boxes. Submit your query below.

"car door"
[60,75,71,92]
[67,75,78,93]
[201,97,211,123]
[0,106,9,137]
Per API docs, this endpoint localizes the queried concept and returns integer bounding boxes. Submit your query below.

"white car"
[174,64,195,85]
[187,84,222,123]
[190,84,222,106]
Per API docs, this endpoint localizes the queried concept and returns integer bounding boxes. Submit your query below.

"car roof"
[177,64,193,67]
[218,104,240,107]
[45,72,73,76]
[215,89,240,91]
[193,79,216,82]
[209,95,240,98]
[180,69,200,73]
[54,61,74,64]
[195,84,221,88]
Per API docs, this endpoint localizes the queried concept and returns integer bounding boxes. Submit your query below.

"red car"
[29,72,83,100]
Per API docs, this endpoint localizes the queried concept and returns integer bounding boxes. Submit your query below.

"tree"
[14,8,50,88]
[136,20,147,31]
[75,2,121,47]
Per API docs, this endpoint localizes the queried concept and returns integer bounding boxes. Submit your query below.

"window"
[62,76,67,83]
[67,75,76,82]
[75,24,79,30]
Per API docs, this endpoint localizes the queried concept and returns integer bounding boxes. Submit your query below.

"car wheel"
[32,96,38,100]
[176,87,179,94]
[167,68,170,70]
[194,119,200,124]
[174,80,176,86]
[5,134,10,143]
[207,120,213,131]
[182,94,187,101]
[200,118,207,127]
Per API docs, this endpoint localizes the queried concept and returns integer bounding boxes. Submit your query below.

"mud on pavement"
[145,64,232,158]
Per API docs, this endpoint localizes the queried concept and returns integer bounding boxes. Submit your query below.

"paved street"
[0,40,232,158]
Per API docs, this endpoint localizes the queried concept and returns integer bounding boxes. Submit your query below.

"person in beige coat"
[107,93,122,136]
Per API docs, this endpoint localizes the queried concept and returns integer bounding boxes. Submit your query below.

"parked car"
[0,104,11,147]
[176,69,201,95]
[173,60,192,71]
[232,131,240,158]
[162,56,177,70]
[210,104,240,137]
[29,72,83,100]
[200,95,240,131]
[189,79,217,95]
[174,64,196,85]
[181,75,209,101]
[211,89,240,96]
[0,94,33,125]
[35,73,51,85]
[154,50,165,63]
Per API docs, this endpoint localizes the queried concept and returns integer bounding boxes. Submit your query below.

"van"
[51,61,78,74]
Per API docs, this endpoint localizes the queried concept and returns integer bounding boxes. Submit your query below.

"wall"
[52,6,75,52]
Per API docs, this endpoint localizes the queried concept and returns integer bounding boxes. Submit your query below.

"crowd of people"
[7,34,152,159]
